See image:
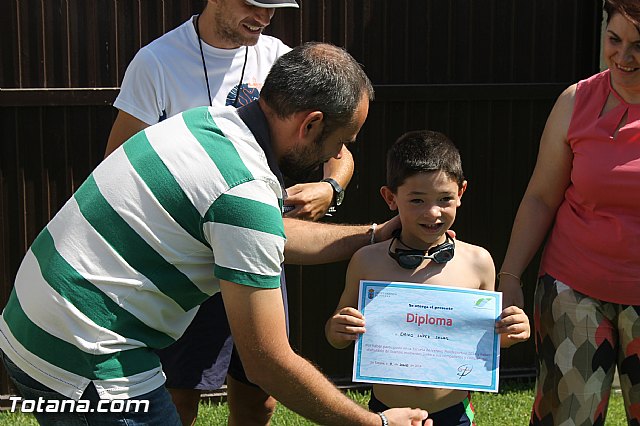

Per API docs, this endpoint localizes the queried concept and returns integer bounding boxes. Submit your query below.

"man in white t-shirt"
[107,0,353,222]
[105,1,356,425]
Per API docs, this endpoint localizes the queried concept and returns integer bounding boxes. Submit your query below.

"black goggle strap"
[388,232,455,268]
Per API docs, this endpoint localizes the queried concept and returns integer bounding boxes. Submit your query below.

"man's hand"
[325,307,365,349]
[284,182,334,221]
[383,408,432,426]
[374,216,401,242]
[496,305,530,348]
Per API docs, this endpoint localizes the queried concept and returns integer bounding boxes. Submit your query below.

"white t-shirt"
[114,16,291,124]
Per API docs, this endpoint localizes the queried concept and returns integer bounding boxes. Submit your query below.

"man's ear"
[380,186,398,211]
[457,180,468,206]
[299,111,324,141]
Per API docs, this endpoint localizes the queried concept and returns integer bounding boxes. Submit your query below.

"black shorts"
[157,277,288,391]
[156,293,233,390]
[368,390,475,426]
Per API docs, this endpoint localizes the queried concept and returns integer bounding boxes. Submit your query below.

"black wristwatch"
[321,178,344,207]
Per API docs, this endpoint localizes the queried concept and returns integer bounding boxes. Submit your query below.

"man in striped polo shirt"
[0,43,431,426]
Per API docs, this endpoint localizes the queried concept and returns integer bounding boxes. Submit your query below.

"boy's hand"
[496,305,530,347]
[325,307,366,349]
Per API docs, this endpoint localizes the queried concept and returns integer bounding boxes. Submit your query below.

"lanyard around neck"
[194,14,249,108]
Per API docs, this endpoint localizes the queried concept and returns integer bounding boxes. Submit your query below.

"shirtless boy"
[325,130,530,425]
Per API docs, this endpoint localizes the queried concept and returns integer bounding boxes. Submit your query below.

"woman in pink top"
[499,0,640,424]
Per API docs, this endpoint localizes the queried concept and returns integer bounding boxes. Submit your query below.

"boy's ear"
[380,186,398,211]
[457,180,468,206]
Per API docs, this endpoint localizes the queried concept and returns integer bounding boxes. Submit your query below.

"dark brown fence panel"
[0,104,114,247]
[340,0,601,85]
[1,0,603,396]
[0,103,117,396]
[1,1,602,88]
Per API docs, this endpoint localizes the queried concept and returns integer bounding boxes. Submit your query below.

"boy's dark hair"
[386,130,465,192]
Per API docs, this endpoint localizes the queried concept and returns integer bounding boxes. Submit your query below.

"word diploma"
[353,280,501,392]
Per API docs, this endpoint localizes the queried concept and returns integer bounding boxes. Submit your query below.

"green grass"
[193,380,629,425]
[0,380,628,425]
[0,410,39,425]
[193,380,628,425]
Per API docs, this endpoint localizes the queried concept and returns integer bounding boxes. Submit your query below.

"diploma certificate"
[353,280,501,392]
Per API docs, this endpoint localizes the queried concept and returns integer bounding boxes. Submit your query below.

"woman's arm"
[499,84,577,308]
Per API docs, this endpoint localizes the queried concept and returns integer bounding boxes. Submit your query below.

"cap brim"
[245,0,299,8]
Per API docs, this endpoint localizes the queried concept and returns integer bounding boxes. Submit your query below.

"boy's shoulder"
[352,240,388,262]
[450,238,495,275]
[452,238,493,261]
[452,238,490,254]
[347,235,495,290]
[348,241,394,274]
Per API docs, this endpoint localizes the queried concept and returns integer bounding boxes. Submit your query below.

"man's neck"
[238,101,285,188]
[258,98,286,161]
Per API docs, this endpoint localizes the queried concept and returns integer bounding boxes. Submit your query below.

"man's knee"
[261,394,278,417]
[227,374,277,424]
[167,388,201,426]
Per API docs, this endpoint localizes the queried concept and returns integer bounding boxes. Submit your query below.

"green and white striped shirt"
[0,106,286,400]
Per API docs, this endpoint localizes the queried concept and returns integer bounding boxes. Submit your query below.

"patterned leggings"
[530,274,640,426]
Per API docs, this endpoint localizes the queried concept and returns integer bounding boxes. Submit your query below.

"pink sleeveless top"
[539,70,640,304]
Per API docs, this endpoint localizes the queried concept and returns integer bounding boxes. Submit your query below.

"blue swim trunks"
[368,390,475,426]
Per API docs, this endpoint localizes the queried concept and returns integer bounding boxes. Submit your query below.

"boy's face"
[381,170,466,249]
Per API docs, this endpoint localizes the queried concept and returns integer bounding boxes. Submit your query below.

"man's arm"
[324,145,354,189]
[104,110,150,158]
[284,146,354,221]
[283,215,400,265]
[220,280,429,426]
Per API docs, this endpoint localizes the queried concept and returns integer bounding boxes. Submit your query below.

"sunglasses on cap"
[388,229,455,269]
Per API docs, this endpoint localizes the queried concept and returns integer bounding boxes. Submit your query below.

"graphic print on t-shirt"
[226,84,261,107]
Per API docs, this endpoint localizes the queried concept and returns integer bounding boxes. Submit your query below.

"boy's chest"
[365,256,482,290]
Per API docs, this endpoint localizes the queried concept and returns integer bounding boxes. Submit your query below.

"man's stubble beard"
[279,134,326,182]
[213,8,261,48]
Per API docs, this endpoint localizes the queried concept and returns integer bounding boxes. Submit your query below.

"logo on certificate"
[368,288,376,299]
[474,297,492,308]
